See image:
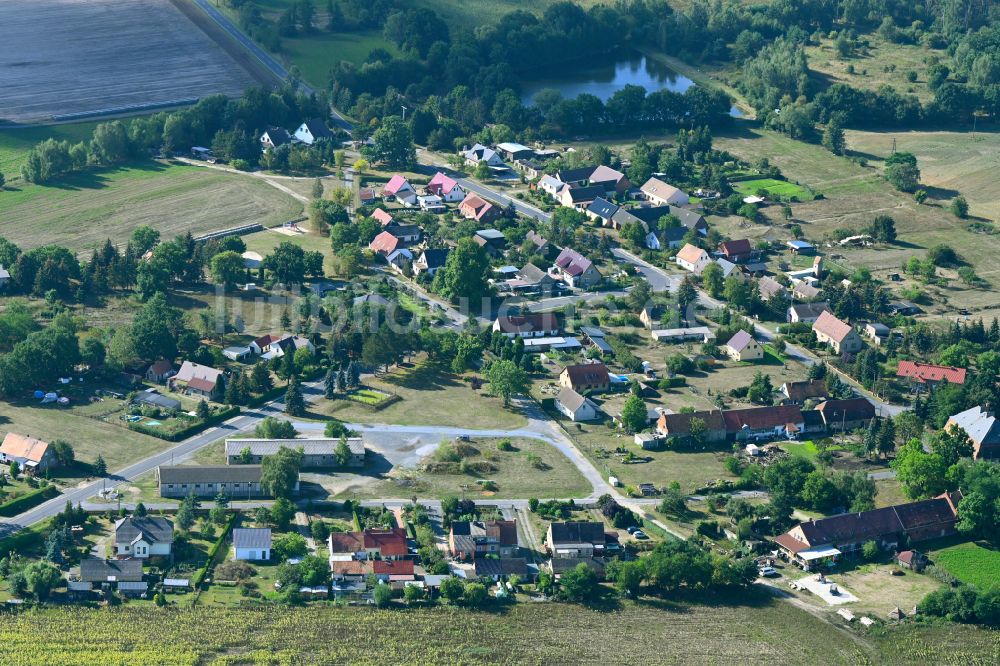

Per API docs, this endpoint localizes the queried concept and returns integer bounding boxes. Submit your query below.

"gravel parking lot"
[0,0,258,123]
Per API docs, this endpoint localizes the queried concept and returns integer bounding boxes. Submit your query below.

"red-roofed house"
[559,362,610,394]
[363,528,408,559]
[675,243,711,274]
[170,361,224,399]
[718,239,754,263]
[427,172,465,202]
[369,231,402,256]
[722,405,805,441]
[492,313,560,338]
[459,193,500,224]
[896,361,966,387]
[382,175,416,205]
[372,208,395,226]
[812,311,863,354]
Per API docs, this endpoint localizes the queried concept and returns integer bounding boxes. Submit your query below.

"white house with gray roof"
[555,388,600,422]
[233,528,272,561]
[114,516,173,559]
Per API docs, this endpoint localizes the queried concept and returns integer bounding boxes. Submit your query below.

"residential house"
[492,313,560,338]
[293,119,333,145]
[145,360,174,383]
[611,205,707,236]
[330,559,373,583]
[897,550,928,572]
[384,224,422,245]
[80,559,145,594]
[656,410,728,443]
[250,334,284,356]
[495,142,534,161]
[650,327,716,343]
[426,172,465,202]
[640,177,689,206]
[133,390,181,413]
[559,362,611,394]
[463,143,504,167]
[786,240,815,254]
[793,282,824,301]
[586,197,619,225]
[552,248,602,289]
[369,230,402,256]
[255,334,314,361]
[757,276,786,302]
[718,239,754,263]
[639,305,663,330]
[359,188,377,205]
[0,265,9,289]
[383,248,412,273]
[812,311,863,354]
[946,406,1000,461]
[722,405,805,441]
[233,528,272,561]
[113,516,173,559]
[546,522,608,558]
[363,528,408,560]
[524,230,550,255]
[780,379,828,404]
[556,388,601,422]
[896,361,967,387]
[156,465,290,499]
[556,166,598,187]
[473,558,529,581]
[449,520,519,559]
[417,194,446,212]
[864,323,891,346]
[773,492,962,569]
[372,208,395,226]
[675,243,711,274]
[548,557,606,580]
[0,433,57,474]
[787,302,831,324]
[558,184,605,210]
[259,127,291,151]
[724,330,763,362]
[327,531,367,560]
[170,361,224,399]
[538,175,565,198]
[224,438,365,468]
[459,193,500,224]
[715,258,740,279]
[587,165,629,195]
[382,175,417,205]
[373,559,414,584]
[414,249,450,277]
[222,346,252,361]
[817,398,877,432]
[514,263,557,292]
[514,158,543,179]
[474,229,507,256]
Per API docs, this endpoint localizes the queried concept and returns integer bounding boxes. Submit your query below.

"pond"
[520,55,743,117]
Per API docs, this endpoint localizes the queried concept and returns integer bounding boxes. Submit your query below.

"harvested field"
[0,161,302,252]
[0,0,259,124]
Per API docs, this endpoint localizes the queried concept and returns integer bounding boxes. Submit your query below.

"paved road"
[0,379,325,537]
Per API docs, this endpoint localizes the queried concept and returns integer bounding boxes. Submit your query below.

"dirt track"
[0,0,263,124]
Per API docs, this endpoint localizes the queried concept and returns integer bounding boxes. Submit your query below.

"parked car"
[633,530,648,540]
[626,526,638,535]
[759,566,779,577]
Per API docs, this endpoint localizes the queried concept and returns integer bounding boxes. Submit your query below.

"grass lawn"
[337,436,592,500]
[0,161,302,252]
[318,360,528,430]
[930,541,1000,590]
[0,400,167,474]
[0,122,100,179]
[733,177,814,201]
[818,561,943,616]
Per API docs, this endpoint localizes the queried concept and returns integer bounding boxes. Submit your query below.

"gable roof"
[676,243,707,265]
[896,361,966,385]
[175,361,223,384]
[383,175,411,195]
[300,119,332,139]
[369,231,401,254]
[148,359,174,376]
[548,521,606,546]
[557,387,590,412]
[115,516,173,545]
[782,379,828,402]
[373,559,414,575]
[157,465,262,484]
[428,171,459,194]
[558,166,599,183]
[233,528,272,550]
[641,177,683,200]
[725,329,756,353]
[495,313,559,334]
[719,239,753,256]
[518,263,551,285]
[451,520,518,546]
[224,438,364,457]
[588,165,626,184]
[525,230,549,249]
[418,249,450,269]
[948,406,1000,453]
[757,276,785,299]
[474,558,528,577]
[538,175,565,192]
[561,362,609,387]
[372,208,395,225]
[262,127,291,146]
[816,398,876,422]
[554,248,594,276]
[812,311,855,343]
[657,409,727,435]
[80,558,143,583]
[0,433,50,464]
[363,528,407,557]
[721,405,804,432]
[793,282,823,299]
[789,302,831,319]
[587,197,619,219]
[384,224,421,239]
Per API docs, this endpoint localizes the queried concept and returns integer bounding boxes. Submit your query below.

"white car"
[758,566,779,577]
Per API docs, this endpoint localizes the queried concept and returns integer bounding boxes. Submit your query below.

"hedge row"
[0,484,60,517]
[192,513,237,590]
[128,405,240,441]
[0,518,54,557]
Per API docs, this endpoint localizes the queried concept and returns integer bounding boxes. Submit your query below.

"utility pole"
[401,105,408,123]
